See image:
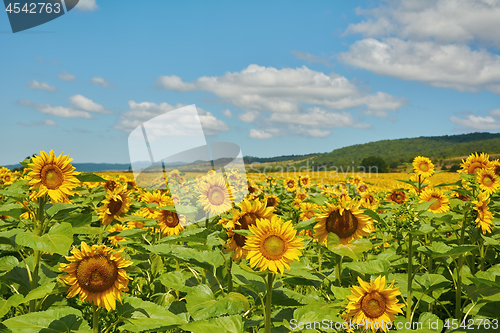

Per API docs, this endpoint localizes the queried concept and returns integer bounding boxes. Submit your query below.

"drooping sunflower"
[27,150,80,203]
[97,185,132,225]
[460,152,491,175]
[284,178,297,192]
[198,174,232,216]
[314,197,373,245]
[265,195,280,208]
[386,190,406,204]
[473,192,493,234]
[345,276,404,333]
[224,199,275,260]
[476,168,500,196]
[244,215,304,275]
[157,208,186,236]
[412,156,435,178]
[59,241,132,311]
[419,188,450,214]
[360,192,379,210]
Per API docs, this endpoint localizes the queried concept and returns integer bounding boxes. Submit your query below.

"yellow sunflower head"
[460,152,491,175]
[345,276,404,333]
[473,192,493,234]
[265,195,280,208]
[59,241,132,311]
[386,190,406,204]
[138,190,171,219]
[314,197,374,245]
[27,150,80,203]
[198,174,233,216]
[244,215,304,275]
[98,185,132,226]
[299,202,318,221]
[157,209,186,236]
[360,193,379,210]
[491,159,500,177]
[476,168,500,196]
[412,156,435,178]
[224,199,275,260]
[284,178,297,192]
[299,175,310,187]
[107,224,131,247]
[419,187,450,214]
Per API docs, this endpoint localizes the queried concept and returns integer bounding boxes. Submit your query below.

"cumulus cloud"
[489,108,500,117]
[344,0,500,48]
[268,107,370,129]
[157,64,406,114]
[238,111,259,123]
[18,100,92,119]
[249,128,281,139]
[291,51,332,67]
[26,80,57,91]
[450,114,500,130]
[91,76,109,88]
[115,101,229,136]
[18,119,57,127]
[58,71,76,81]
[69,94,109,114]
[339,38,500,93]
[77,0,98,11]
[222,109,232,118]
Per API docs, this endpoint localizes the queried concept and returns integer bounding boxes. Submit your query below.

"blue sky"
[1,0,500,166]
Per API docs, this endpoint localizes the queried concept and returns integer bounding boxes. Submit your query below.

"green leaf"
[327,239,373,260]
[117,296,187,332]
[344,259,391,275]
[1,306,91,333]
[231,229,253,237]
[294,218,317,231]
[362,208,388,228]
[24,282,56,303]
[75,172,107,183]
[146,244,224,271]
[16,222,73,255]
[46,203,80,219]
[0,256,19,273]
[0,181,28,200]
[181,315,244,333]
[231,263,267,294]
[0,294,24,318]
[0,203,25,219]
[185,285,250,320]
[158,227,213,244]
[414,274,451,292]
[158,270,197,293]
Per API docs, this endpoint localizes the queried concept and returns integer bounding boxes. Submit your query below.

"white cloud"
[91,76,109,88]
[291,51,332,67]
[268,107,371,129]
[222,109,232,118]
[18,100,92,119]
[489,108,500,117]
[26,80,57,91]
[58,71,76,81]
[77,0,98,11]
[18,119,57,127]
[450,114,500,130]
[238,111,259,123]
[249,128,280,139]
[344,0,500,48]
[157,64,406,114]
[339,38,500,93]
[115,101,229,136]
[69,94,109,113]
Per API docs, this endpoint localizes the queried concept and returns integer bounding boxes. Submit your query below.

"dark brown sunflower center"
[108,199,123,215]
[76,255,118,293]
[161,211,180,228]
[208,187,225,206]
[266,197,278,207]
[361,291,386,318]
[262,235,287,260]
[325,210,358,239]
[41,165,63,189]
[105,181,117,192]
[391,191,405,204]
[234,213,260,247]
[287,181,294,188]
[248,185,258,194]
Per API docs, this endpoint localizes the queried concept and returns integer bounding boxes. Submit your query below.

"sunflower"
[138,190,171,219]
[360,193,379,210]
[314,197,373,245]
[476,168,500,196]
[386,190,406,204]
[357,183,369,194]
[460,152,491,175]
[473,192,493,234]
[491,159,500,177]
[107,224,131,246]
[59,241,132,311]
[412,156,435,178]
[224,199,275,260]
[198,174,232,216]
[265,195,280,208]
[0,168,14,185]
[299,202,317,221]
[98,185,132,225]
[345,276,404,332]
[244,215,304,275]
[157,209,186,236]
[27,150,80,203]
[284,178,297,192]
[408,174,430,194]
[299,175,310,188]
[419,188,450,213]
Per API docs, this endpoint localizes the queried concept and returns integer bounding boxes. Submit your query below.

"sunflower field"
[1,151,500,333]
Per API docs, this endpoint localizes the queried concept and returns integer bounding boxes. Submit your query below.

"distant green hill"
[249,132,500,172]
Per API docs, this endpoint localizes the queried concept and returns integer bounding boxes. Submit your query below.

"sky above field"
[1,0,500,165]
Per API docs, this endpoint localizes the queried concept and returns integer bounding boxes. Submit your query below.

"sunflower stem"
[335,254,342,287]
[318,244,322,272]
[29,196,46,313]
[406,232,413,322]
[456,210,468,320]
[264,273,274,333]
[92,304,99,333]
[227,259,233,293]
